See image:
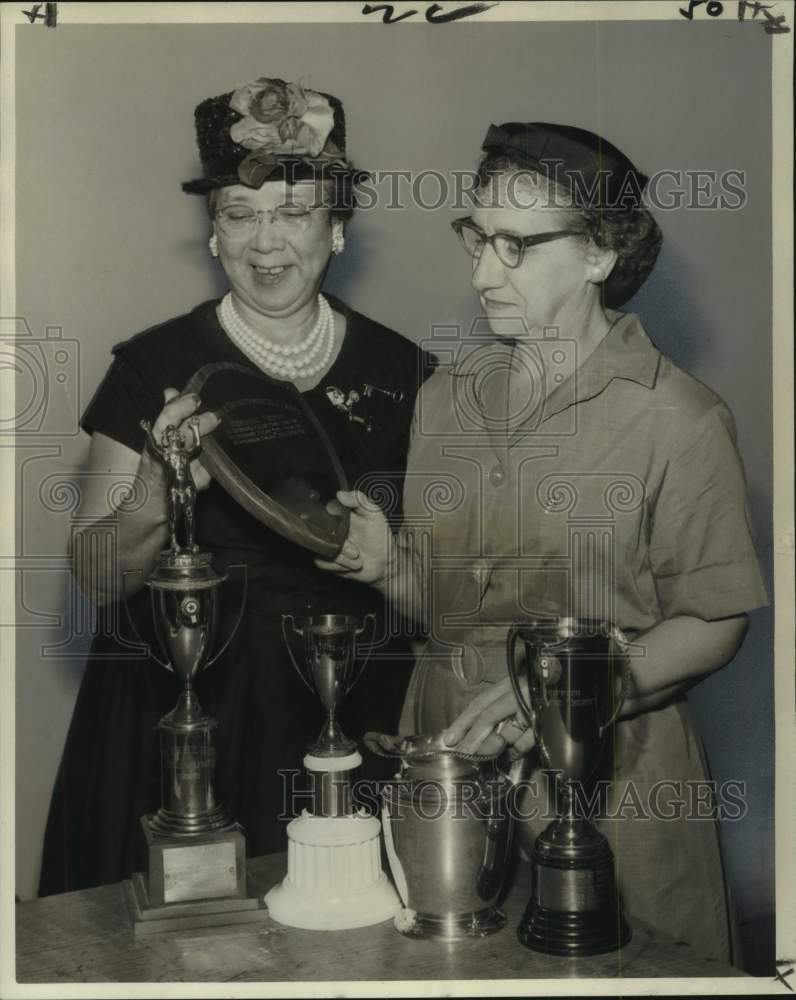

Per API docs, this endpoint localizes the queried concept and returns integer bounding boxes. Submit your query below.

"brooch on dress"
[325,384,405,434]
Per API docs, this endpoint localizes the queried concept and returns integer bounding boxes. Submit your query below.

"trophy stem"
[560,780,577,821]
[163,683,210,729]
[310,715,356,757]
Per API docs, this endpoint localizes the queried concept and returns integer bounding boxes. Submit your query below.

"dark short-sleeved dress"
[398,312,768,962]
[38,294,434,896]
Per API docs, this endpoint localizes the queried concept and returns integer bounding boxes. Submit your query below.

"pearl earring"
[209,233,219,258]
[331,220,345,256]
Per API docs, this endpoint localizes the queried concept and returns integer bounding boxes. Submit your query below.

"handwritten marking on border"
[775,962,795,992]
[22,2,56,26]
[679,0,790,32]
[362,2,499,24]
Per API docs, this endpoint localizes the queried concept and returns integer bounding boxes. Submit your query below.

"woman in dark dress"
[38,76,433,895]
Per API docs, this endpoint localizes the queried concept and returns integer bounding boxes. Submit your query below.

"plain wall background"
[13,18,774,968]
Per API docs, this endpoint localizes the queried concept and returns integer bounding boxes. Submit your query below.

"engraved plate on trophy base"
[518,826,631,956]
[124,818,268,935]
[144,817,246,907]
[534,862,609,912]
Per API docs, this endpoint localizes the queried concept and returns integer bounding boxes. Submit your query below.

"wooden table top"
[15,853,745,984]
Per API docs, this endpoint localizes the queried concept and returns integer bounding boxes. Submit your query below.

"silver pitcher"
[367,732,513,940]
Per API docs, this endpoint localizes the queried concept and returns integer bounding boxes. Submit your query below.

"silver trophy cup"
[266,612,401,929]
[121,419,263,924]
[125,548,254,917]
[146,550,236,836]
[507,616,632,956]
[282,612,376,758]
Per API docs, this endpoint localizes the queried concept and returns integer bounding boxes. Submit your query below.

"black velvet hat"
[480,122,649,210]
[480,122,657,307]
[182,77,367,194]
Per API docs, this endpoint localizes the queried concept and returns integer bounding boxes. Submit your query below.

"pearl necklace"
[219,293,335,380]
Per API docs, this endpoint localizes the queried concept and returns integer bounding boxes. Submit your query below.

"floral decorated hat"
[182,77,368,194]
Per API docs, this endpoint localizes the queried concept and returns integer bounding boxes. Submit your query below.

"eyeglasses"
[214,203,328,237]
[451,217,581,269]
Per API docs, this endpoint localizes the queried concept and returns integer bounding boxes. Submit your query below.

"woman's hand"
[315,490,395,586]
[70,388,220,606]
[141,388,221,492]
[442,676,536,758]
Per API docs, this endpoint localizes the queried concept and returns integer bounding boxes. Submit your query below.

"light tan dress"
[398,314,767,963]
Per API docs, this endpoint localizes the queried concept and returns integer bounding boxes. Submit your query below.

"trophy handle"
[121,569,170,671]
[206,563,248,669]
[281,614,314,695]
[598,625,632,738]
[506,623,534,726]
[350,612,378,692]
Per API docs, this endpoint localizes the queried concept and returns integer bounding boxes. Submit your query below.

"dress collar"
[564,311,661,396]
[449,312,660,391]
[447,312,661,438]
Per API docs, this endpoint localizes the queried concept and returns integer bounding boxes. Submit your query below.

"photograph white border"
[0,1,792,997]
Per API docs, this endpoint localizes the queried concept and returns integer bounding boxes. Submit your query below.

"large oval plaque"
[183,362,349,558]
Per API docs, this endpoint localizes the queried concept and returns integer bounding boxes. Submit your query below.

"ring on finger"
[510,712,531,733]
[496,713,531,737]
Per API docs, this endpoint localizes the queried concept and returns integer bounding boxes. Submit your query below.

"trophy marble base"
[124,816,267,935]
[265,811,401,930]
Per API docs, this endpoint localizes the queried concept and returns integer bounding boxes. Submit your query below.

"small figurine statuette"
[141,417,201,553]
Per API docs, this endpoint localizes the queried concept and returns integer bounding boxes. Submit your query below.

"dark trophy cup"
[123,418,266,933]
[507,617,632,956]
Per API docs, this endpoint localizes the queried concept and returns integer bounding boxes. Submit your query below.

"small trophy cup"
[264,613,401,930]
[124,419,267,933]
[507,616,632,956]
